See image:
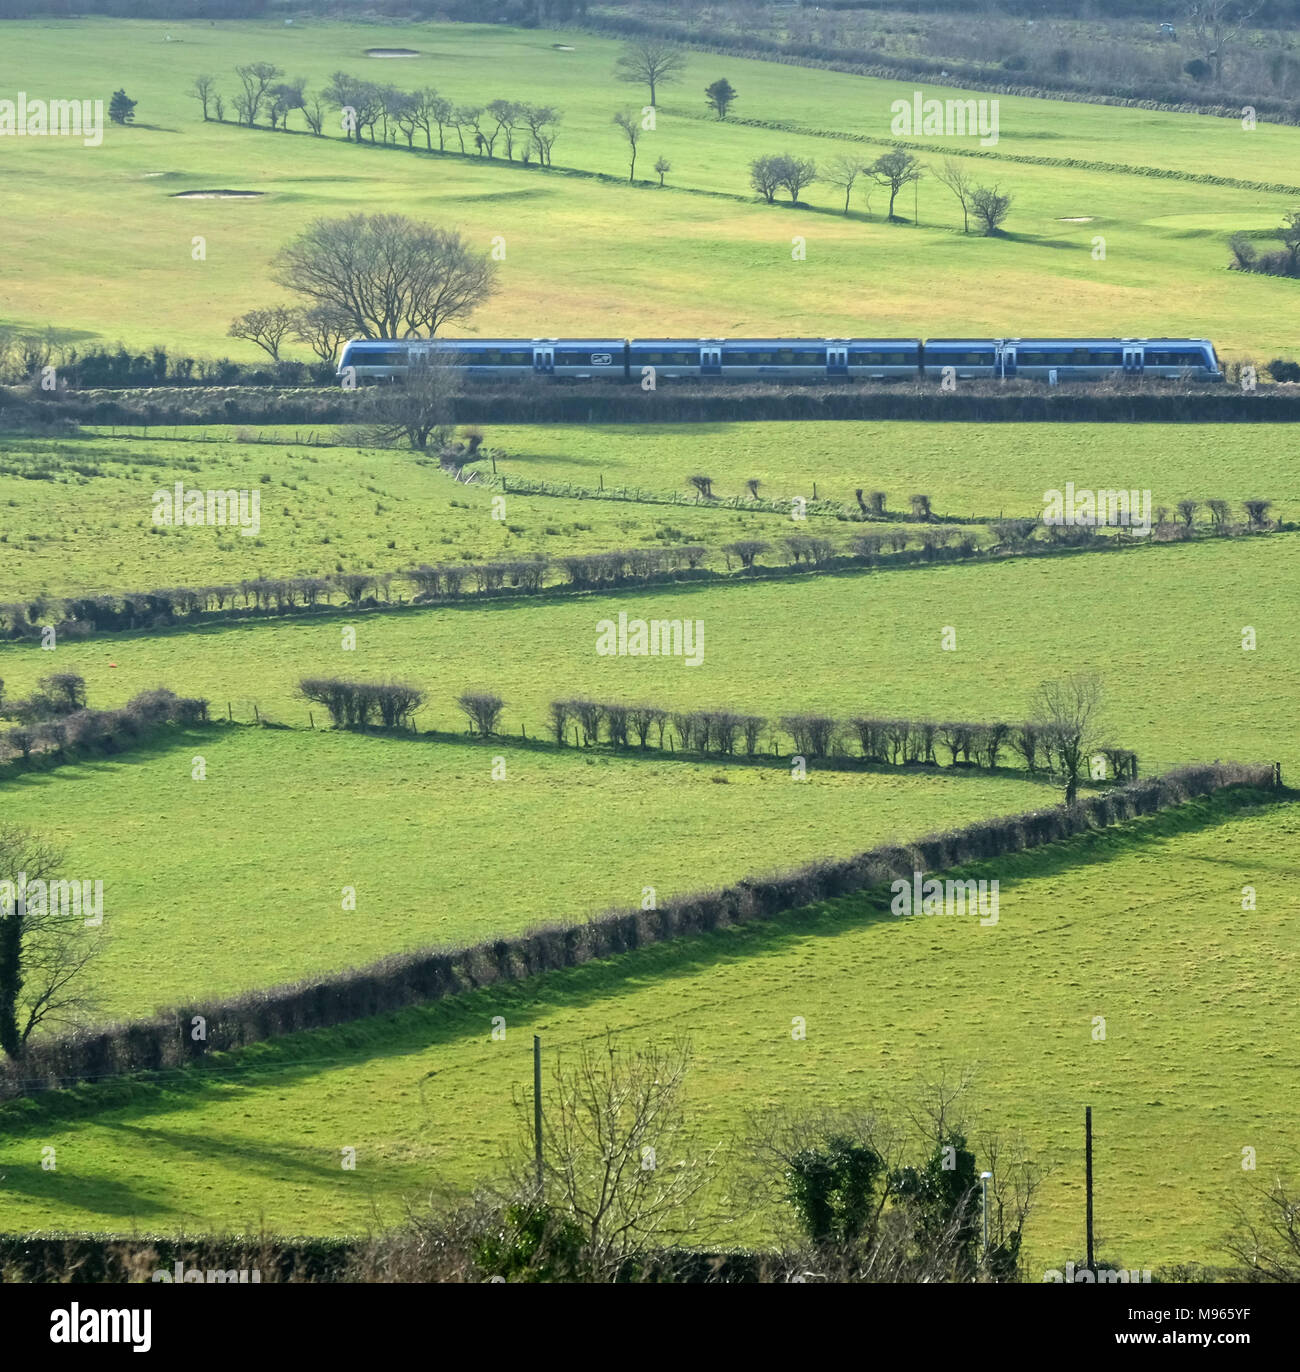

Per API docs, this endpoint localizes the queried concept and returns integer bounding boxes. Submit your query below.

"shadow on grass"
[0,786,1288,1138]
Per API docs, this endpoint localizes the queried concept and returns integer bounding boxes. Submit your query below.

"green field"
[1,725,1045,1020]
[0,788,1292,1271]
[3,533,1294,775]
[1,19,1298,360]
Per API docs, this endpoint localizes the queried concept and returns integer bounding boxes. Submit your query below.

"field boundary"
[0,763,1278,1103]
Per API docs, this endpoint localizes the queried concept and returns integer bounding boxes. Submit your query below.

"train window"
[1088,351,1122,365]
[756,352,775,364]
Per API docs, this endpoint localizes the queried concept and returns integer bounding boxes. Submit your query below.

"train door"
[826,345,848,377]
[700,345,721,376]
[533,345,554,375]
[998,345,1017,379]
[1123,345,1144,376]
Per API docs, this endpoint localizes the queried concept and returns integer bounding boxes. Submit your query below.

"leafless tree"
[1223,1175,1300,1280]
[615,39,686,107]
[612,110,642,182]
[0,825,100,1058]
[234,61,282,126]
[971,184,1013,235]
[1034,673,1104,804]
[654,155,671,186]
[750,154,783,204]
[227,305,297,361]
[822,154,865,214]
[777,154,818,204]
[934,157,975,234]
[522,104,561,165]
[508,1033,718,1276]
[457,691,505,737]
[291,305,351,365]
[357,349,462,451]
[1186,0,1262,84]
[273,213,497,340]
[190,73,217,121]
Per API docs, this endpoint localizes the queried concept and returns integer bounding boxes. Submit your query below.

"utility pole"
[533,1034,544,1194]
[1085,1105,1095,1276]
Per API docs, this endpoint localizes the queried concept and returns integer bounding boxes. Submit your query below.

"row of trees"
[428,676,1128,795]
[751,148,1013,233]
[0,684,208,770]
[298,677,424,730]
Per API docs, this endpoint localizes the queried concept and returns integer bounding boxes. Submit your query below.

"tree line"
[0,761,1272,1089]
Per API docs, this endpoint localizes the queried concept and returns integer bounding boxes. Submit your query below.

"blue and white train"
[337,336,1223,384]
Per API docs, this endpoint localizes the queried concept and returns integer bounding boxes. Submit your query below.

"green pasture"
[0,789,1293,1272]
[2,533,1293,773]
[0,20,1297,358]
[0,724,1045,1021]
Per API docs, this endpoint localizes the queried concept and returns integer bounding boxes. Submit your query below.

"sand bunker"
[552,44,575,50]
[171,190,264,200]
[366,48,419,57]
[1058,216,1094,222]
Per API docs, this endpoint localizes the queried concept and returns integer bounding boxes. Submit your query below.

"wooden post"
[1085,1105,1095,1277]
[253,704,260,725]
[533,1034,544,1193]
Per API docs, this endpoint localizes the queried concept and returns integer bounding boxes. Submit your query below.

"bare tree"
[934,157,975,234]
[971,184,1013,236]
[1186,0,1262,84]
[870,148,924,221]
[522,104,561,165]
[612,110,642,182]
[457,691,505,737]
[822,154,865,214]
[777,154,818,204]
[509,1033,717,1275]
[324,72,383,143]
[234,61,282,126]
[1034,673,1104,804]
[0,825,99,1058]
[273,213,497,339]
[357,349,462,451]
[190,73,217,121]
[750,154,783,204]
[615,39,686,108]
[293,304,352,364]
[227,305,297,361]
[653,155,671,186]
[301,93,326,136]
[1223,1175,1300,1280]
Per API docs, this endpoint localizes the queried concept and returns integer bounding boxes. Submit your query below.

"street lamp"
[980,1172,993,1257]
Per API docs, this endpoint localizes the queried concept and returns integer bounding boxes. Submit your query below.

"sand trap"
[171,189,264,199]
[552,44,575,50]
[366,48,419,57]
[1058,216,1094,222]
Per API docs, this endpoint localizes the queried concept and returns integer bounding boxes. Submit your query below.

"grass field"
[1,19,1298,360]
[1,724,1046,1021]
[3,533,1294,774]
[0,788,1292,1271]
[7,433,925,597]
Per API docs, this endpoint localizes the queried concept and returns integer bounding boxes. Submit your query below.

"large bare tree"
[355,347,463,450]
[0,825,99,1058]
[614,39,686,107]
[272,213,498,340]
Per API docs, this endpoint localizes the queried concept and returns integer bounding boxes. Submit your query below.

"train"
[337,335,1224,384]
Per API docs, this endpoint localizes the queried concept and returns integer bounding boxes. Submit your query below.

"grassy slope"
[6,435,919,597]
[481,420,1300,521]
[2,534,1294,774]
[0,20,1297,358]
[1,791,1293,1272]
[1,725,1045,1020]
